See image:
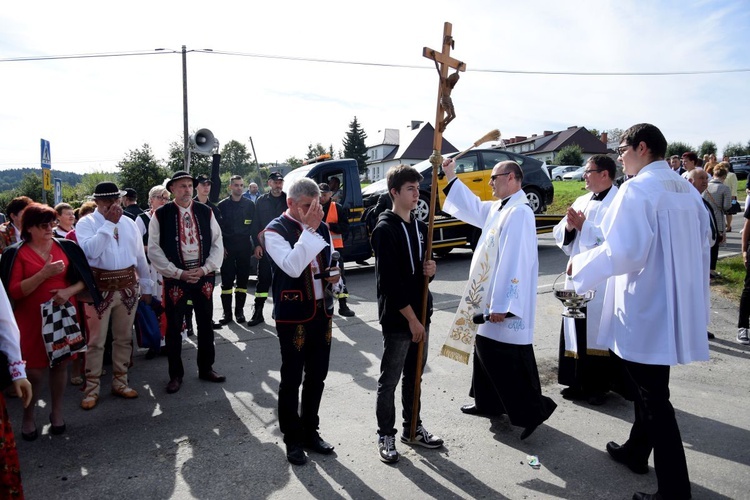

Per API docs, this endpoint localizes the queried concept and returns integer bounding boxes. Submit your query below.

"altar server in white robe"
[553,155,619,405]
[441,158,556,441]
[570,123,710,500]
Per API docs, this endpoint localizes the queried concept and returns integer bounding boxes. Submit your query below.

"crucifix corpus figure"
[423,23,466,133]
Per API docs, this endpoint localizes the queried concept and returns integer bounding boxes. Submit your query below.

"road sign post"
[41,139,51,204]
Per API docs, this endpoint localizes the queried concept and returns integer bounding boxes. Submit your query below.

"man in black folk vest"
[262,178,341,466]
[148,171,226,394]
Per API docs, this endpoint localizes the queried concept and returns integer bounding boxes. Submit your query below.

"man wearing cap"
[122,188,143,221]
[148,171,225,394]
[75,182,154,409]
[192,174,223,331]
[218,175,256,324]
[318,183,355,317]
[248,171,287,327]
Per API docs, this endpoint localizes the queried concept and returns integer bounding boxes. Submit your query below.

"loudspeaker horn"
[190,129,217,155]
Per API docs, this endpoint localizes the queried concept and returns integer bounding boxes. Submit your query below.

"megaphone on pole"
[189,128,218,155]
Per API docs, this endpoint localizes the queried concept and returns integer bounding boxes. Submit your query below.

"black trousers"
[277,306,332,444]
[470,335,556,428]
[163,275,216,380]
[710,235,721,271]
[220,245,252,294]
[738,260,750,328]
[618,355,691,500]
[255,254,273,299]
[557,313,614,395]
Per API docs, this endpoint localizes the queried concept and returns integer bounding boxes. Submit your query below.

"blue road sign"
[41,139,51,169]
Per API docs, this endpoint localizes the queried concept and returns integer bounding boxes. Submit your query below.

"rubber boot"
[185,304,195,337]
[220,293,233,324]
[338,298,355,317]
[247,298,265,327]
[234,293,247,323]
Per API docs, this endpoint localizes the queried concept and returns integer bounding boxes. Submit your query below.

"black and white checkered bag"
[40,299,87,368]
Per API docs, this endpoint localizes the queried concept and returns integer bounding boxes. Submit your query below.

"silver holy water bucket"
[552,272,595,319]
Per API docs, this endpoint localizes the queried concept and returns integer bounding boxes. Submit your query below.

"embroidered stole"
[440,194,526,364]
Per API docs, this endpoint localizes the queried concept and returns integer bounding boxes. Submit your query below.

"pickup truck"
[282,155,563,262]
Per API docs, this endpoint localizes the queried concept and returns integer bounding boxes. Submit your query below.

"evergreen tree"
[556,144,583,166]
[342,116,369,175]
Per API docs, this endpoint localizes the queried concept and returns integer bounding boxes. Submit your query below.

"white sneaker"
[738,328,750,345]
[378,434,399,463]
[401,425,444,449]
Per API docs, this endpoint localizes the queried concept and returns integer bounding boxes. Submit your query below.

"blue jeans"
[376,331,428,436]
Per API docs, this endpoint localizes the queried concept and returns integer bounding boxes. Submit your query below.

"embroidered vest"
[266,215,333,323]
[155,202,213,269]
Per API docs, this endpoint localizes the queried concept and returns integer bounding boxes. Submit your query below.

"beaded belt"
[91,266,137,291]
[183,259,201,270]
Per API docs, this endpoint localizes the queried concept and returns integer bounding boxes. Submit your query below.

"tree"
[166,137,211,177]
[342,116,369,174]
[666,141,694,157]
[605,128,624,145]
[305,143,327,160]
[117,144,170,209]
[75,172,117,202]
[588,128,601,138]
[220,140,253,177]
[723,141,750,158]
[556,144,583,166]
[286,157,303,169]
[698,140,717,157]
[15,173,53,205]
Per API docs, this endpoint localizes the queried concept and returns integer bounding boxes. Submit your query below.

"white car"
[562,166,586,181]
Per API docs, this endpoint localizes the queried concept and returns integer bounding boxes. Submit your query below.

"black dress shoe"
[460,403,481,415]
[21,427,38,442]
[560,387,584,400]
[235,313,246,323]
[520,424,539,440]
[219,313,232,325]
[587,393,607,406]
[304,432,335,454]
[286,443,307,465]
[199,370,226,383]
[49,416,66,435]
[633,492,663,500]
[606,441,649,474]
[166,377,183,394]
[212,320,222,330]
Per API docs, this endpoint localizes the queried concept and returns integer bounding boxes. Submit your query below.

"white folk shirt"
[444,181,538,345]
[76,210,153,294]
[571,160,711,366]
[0,284,26,380]
[263,214,331,301]
[147,202,224,279]
[553,185,618,353]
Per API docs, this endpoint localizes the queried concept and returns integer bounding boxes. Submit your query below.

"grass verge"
[714,255,745,301]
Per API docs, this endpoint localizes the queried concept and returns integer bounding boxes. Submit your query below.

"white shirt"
[444,181,538,345]
[263,213,330,301]
[147,202,224,279]
[571,161,711,366]
[0,284,25,380]
[553,185,618,349]
[76,210,153,294]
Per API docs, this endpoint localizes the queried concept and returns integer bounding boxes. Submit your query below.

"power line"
[1,48,748,76]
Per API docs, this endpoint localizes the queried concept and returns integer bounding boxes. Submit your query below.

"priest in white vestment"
[570,124,710,500]
[553,155,619,405]
[442,158,556,441]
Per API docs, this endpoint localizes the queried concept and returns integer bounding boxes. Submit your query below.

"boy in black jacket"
[371,165,443,464]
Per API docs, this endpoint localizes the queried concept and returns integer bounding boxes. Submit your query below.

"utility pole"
[182,45,189,172]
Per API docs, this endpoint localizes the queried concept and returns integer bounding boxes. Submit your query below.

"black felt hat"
[92,182,126,199]
[166,171,196,190]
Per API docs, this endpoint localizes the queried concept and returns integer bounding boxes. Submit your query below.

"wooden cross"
[409,22,467,442]
[423,22,467,136]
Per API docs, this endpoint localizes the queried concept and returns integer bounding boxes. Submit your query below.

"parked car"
[362,148,554,217]
[563,166,587,181]
[731,160,750,180]
[551,165,580,181]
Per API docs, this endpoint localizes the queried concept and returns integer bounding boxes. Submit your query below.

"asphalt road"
[9,232,750,499]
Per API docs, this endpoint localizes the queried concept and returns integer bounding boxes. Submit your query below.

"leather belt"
[91,266,137,292]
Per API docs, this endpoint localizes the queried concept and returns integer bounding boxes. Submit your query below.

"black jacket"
[252,192,287,249]
[217,196,255,248]
[0,238,102,308]
[371,210,433,334]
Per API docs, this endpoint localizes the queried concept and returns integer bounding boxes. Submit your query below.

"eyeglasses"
[583,169,603,176]
[490,173,511,181]
[37,222,54,230]
[616,145,630,155]
[159,196,171,201]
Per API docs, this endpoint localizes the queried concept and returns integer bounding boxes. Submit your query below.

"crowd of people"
[0,122,745,499]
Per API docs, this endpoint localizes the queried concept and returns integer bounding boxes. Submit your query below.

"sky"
[1,0,749,175]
